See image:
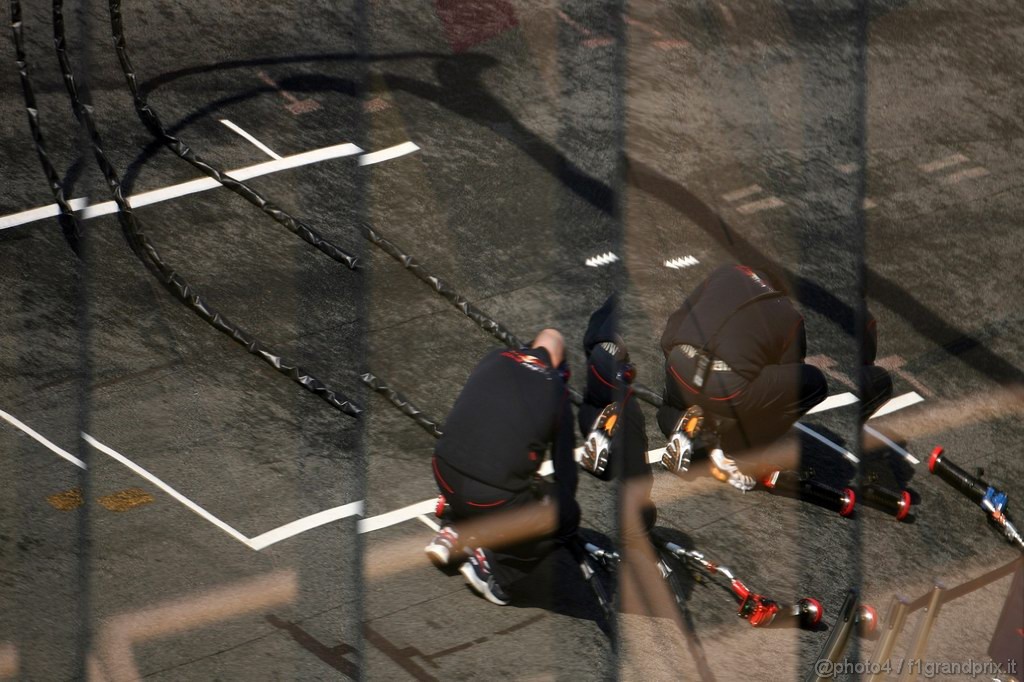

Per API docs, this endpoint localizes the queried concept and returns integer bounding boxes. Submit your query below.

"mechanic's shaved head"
[532,328,565,368]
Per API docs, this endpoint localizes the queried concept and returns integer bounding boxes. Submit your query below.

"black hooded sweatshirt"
[435,347,577,502]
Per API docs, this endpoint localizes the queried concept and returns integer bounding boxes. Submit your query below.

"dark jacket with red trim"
[435,347,578,526]
[660,264,807,383]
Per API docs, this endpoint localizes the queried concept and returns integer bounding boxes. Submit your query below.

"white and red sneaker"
[425,525,461,567]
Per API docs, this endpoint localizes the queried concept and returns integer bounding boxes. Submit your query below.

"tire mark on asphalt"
[361,614,547,676]
[265,615,358,679]
[415,613,547,669]
[363,624,438,682]
[495,612,546,635]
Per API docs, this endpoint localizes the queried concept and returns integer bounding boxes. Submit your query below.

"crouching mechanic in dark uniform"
[577,295,656,545]
[657,264,829,491]
[425,329,580,606]
[579,296,723,634]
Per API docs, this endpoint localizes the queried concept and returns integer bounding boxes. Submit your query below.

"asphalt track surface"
[1,1,1022,680]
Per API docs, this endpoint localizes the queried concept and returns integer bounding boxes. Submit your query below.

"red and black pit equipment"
[928,447,1023,551]
[763,470,857,518]
[657,537,824,629]
[762,469,912,521]
[861,476,913,521]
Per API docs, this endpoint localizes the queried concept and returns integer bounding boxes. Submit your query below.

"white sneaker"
[708,448,755,491]
[662,430,693,474]
[661,406,707,475]
[425,526,461,567]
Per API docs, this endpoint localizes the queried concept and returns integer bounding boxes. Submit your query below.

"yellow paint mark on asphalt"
[47,487,83,511]
[97,488,154,512]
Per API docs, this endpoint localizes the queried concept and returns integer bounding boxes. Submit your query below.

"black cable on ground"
[631,383,662,407]
[345,221,587,407]
[10,0,82,256]
[107,3,583,406]
[50,0,362,418]
[107,0,360,270]
[360,373,443,439]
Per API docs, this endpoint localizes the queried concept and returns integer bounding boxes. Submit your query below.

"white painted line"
[8,388,930,548]
[942,166,990,185]
[665,255,699,269]
[417,514,441,532]
[736,196,785,215]
[84,432,366,550]
[220,119,282,160]
[538,446,585,478]
[358,141,420,166]
[585,252,620,267]
[863,424,920,465]
[794,422,860,463]
[247,501,364,550]
[0,198,91,231]
[358,499,437,534]
[0,409,86,469]
[806,392,859,414]
[869,391,924,419]
[721,184,762,203]
[82,433,253,547]
[918,153,968,173]
[0,422,372,551]
[0,142,363,231]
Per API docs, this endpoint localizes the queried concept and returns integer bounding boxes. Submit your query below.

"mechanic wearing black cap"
[657,264,829,490]
[425,329,579,606]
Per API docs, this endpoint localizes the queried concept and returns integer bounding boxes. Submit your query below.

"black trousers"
[659,353,894,452]
[658,348,829,452]
[433,456,557,589]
